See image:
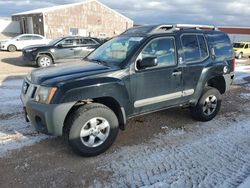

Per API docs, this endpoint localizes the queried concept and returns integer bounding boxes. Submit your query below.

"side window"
[76,38,87,45]
[58,38,75,47]
[84,39,97,45]
[207,33,233,61]
[139,37,176,68]
[19,35,33,40]
[181,35,200,62]
[32,36,43,40]
[197,35,208,59]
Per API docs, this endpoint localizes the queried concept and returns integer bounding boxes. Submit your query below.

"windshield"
[48,37,63,45]
[87,36,144,66]
[233,43,245,48]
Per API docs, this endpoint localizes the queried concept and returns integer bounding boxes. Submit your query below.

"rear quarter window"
[207,32,233,61]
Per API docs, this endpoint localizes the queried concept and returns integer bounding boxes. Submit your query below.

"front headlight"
[34,86,57,104]
[26,48,37,53]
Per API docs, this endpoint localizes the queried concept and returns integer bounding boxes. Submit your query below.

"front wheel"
[65,103,119,156]
[37,55,53,67]
[7,45,17,52]
[191,87,222,122]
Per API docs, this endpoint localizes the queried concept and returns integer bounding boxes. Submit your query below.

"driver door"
[131,36,184,114]
[53,38,76,60]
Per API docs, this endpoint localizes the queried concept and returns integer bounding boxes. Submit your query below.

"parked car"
[0,34,49,52]
[21,24,235,156]
[22,36,101,67]
[233,42,250,59]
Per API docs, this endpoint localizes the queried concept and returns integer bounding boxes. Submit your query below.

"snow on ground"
[0,78,49,157]
[95,115,250,187]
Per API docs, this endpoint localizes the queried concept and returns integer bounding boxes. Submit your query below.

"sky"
[0,0,250,26]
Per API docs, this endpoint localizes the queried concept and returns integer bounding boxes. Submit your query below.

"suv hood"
[29,60,117,85]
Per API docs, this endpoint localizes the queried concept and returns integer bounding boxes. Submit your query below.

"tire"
[191,87,222,122]
[237,52,243,59]
[65,103,119,157]
[7,45,17,52]
[37,55,53,67]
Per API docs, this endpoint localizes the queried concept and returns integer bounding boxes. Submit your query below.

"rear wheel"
[37,55,53,67]
[65,103,119,156]
[7,45,17,52]
[191,87,222,122]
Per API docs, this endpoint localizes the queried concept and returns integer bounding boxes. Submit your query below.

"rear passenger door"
[180,33,210,98]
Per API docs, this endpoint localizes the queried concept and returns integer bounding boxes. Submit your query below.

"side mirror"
[57,44,63,48]
[16,38,20,41]
[137,57,158,69]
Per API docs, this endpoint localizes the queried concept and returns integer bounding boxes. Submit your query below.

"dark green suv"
[21,24,235,156]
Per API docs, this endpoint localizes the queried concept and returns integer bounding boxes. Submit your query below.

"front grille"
[31,86,37,98]
[22,80,38,99]
[22,81,29,94]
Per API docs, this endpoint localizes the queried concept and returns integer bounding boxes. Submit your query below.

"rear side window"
[181,34,208,63]
[207,32,233,61]
[181,35,200,62]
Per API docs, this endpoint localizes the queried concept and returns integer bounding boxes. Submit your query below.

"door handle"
[69,48,74,50]
[172,71,182,76]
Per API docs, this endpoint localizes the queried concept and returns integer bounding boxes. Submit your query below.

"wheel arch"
[63,97,126,136]
[36,52,55,64]
[206,75,226,94]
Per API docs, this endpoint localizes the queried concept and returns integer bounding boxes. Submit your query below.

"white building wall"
[0,18,21,33]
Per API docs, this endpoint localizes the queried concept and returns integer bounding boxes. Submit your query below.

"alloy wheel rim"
[80,117,110,148]
[40,57,51,67]
[203,95,217,116]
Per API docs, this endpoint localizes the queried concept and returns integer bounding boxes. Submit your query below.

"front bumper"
[21,80,75,136]
[22,51,37,66]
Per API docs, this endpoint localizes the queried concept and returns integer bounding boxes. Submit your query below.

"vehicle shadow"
[1,55,32,67]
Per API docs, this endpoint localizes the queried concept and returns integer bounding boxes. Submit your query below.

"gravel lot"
[0,52,250,187]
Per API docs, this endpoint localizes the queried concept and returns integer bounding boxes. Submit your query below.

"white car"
[0,34,50,52]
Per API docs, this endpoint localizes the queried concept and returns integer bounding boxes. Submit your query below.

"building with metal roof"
[11,0,133,39]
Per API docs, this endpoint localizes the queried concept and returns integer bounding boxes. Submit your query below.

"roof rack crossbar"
[150,24,218,34]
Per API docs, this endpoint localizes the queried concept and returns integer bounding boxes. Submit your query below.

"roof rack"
[150,24,218,34]
[122,24,218,35]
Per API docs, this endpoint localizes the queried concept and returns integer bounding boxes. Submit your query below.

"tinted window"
[181,35,200,62]
[58,38,76,47]
[197,35,208,59]
[207,32,233,61]
[140,37,176,68]
[84,39,97,45]
[233,43,245,48]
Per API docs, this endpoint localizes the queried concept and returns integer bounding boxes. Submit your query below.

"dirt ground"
[0,52,250,187]
[0,51,33,80]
